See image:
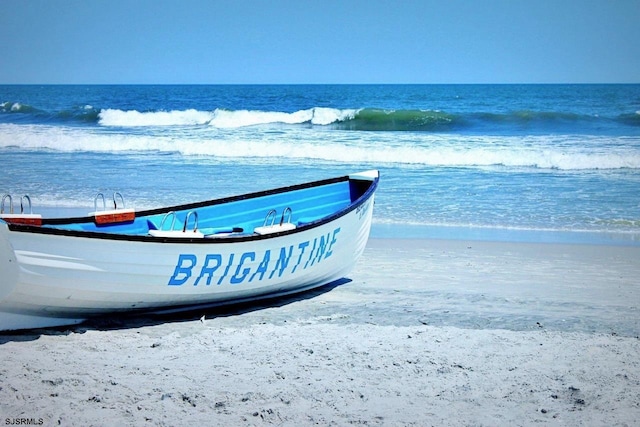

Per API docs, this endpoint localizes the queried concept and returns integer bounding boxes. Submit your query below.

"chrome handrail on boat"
[20,195,33,214]
[94,192,126,211]
[94,193,106,212]
[1,194,36,216]
[156,210,199,234]
[280,207,292,226]
[158,211,177,231]
[263,209,277,227]
[1,194,13,214]
[184,211,199,233]
[113,192,125,210]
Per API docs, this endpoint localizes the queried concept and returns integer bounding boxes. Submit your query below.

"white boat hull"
[0,172,377,331]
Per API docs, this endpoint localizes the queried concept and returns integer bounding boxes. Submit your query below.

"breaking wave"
[97,107,358,128]
[96,107,635,132]
[3,101,639,133]
[1,123,639,171]
[1,101,100,124]
[97,108,457,131]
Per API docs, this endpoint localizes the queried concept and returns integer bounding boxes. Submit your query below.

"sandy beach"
[1,237,639,426]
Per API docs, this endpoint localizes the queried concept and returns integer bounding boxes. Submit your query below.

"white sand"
[1,238,639,426]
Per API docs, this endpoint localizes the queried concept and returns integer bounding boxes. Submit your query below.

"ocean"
[1,84,639,245]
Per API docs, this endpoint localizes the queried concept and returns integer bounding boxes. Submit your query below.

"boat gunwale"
[4,174,378,244]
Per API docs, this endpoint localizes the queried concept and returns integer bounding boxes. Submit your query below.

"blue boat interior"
[45,179,366,237]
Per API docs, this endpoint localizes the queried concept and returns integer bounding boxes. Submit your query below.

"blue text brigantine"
[168,227,341,286]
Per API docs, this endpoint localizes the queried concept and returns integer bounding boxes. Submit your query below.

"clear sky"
[1,0,639,84]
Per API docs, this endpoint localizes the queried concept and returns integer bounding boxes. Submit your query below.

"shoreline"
[371,223,640,247]
[26,207,640,247]
[1,237,639,425]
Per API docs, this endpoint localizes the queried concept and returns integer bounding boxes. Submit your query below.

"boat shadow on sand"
[0,278,351,344]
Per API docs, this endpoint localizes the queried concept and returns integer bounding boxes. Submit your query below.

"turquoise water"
[1,84,639,244]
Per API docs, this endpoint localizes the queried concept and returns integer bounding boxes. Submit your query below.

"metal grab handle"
[94,193,106,212]
[113,192,125,210]
[1,194,36,214]
[184,211,199,233]
[20,195,32,214]
[1,194,13,214]
[94,192,126,211]
[280,207,292,226]
[263,209,277,227]
[159,211,177,231]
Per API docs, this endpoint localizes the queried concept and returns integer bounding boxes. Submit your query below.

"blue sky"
[1,0,638,84]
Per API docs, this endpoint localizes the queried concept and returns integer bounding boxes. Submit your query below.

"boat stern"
[0,221,19,301]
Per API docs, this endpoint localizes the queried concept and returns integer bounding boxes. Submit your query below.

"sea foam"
[98,109,214,127]
[2,124,639,171]
[97,107,357,128]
